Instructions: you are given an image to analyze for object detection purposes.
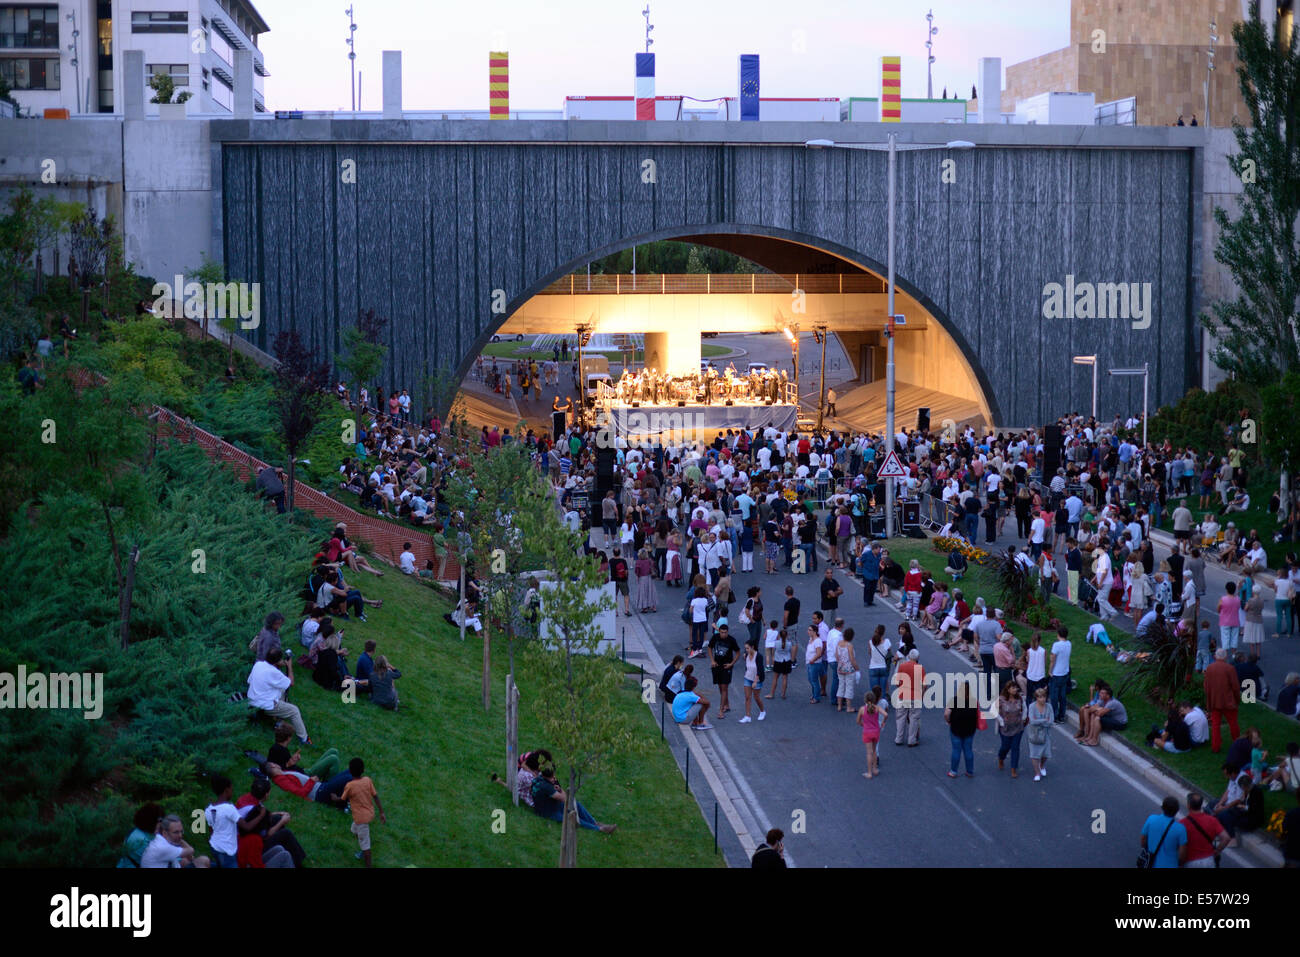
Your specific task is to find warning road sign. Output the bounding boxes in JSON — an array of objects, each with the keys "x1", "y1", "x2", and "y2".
[{"x1": 876, "y1": 450, "x2": 907, "y2": 478}]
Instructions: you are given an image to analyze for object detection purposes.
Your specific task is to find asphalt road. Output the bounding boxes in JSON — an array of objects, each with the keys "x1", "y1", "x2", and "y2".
[{"x1": 623, "y1": 545, "x2": 1183, "y2": 868}]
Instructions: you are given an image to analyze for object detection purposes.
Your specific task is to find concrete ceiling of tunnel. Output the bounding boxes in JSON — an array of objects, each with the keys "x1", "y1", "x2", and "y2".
[{"x1": 676, "y1": 234, "x2": 879, "y2": 284}]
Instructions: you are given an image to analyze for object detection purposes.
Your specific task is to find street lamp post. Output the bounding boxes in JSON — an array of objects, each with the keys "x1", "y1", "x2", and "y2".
[
  {"x1": 803, "y1": 135, "x2": 975, "y2": 540},
  {"x1": 815, "y1": 324, "x2": 828, "y2": 434},
  {"x1": 1072, "y1": 354, "x2": 1098, "y2": 420},
  {"x1": 925, "y1": 10, "x2": 938, "y2": 100},
  {"x1": 1108, "y1": 364, "x2": 1149, "y2": 448}
]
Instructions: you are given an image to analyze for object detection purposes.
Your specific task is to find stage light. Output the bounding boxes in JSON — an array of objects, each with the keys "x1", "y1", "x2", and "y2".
[{"x1": 782, "y1": 327, "x2": 795, "y2": 342}]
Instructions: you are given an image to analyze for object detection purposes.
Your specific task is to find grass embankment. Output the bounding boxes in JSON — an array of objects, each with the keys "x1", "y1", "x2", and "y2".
[
  {"x1": 1147, "y1": 478, "x2": 1290, "y2": 570},
  {"x1": 221, "y1": 564, "x2": 721, "y2": 867},
  {"x1": 885, "y1": 539, "x2": 1298, "y2": 821}
]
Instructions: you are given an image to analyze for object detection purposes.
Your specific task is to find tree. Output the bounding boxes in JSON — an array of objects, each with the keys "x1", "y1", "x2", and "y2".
[
  {"x1": 522, "y1": 517, "x2": 651, "y2": 867},
  {"x1": 66, "y1": 209, "x2": 114, "y2": 329},
  {"x1": 336, "y1": 307, "x2": 388, "y2": 415},
  {"x1": 185, "y1": 254, "x2": 236, "y2": 367},
  {"x1": 29, "y1": 195, "x2": 64, "y2": 298},
  {"x1": 1260, "y1": 370, "x2": 1300, "y2": 514},
  {"x1": 271, "y1": 329, "x2": 332, "y2": 514},
  {"x1": 148, "y1": 73, "x2": 192, "y2": 105},
  {"x1": 1200, "y1": 3, "x2": 1300, "y2": 386}
]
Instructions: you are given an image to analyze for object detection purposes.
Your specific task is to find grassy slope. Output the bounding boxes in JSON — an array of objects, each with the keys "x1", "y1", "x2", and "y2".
[
  {"x1": 1148, "y1": 478, "x2": 1290, "y2": 569},
  {"x1": 886, "y1": 538, "x2": 1297, "y2": 824},
  {"x1": 220, "y1": 568, "x2": 721, "y2": 868}
]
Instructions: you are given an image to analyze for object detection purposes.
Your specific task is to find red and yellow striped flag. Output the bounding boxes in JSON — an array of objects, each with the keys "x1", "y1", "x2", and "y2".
[
  {"x1": 880, "y1": 56, "x2": 901, "y2": 122},
  {"x1": 489, "y1": 51, "x2": 509, "y2": 119}
]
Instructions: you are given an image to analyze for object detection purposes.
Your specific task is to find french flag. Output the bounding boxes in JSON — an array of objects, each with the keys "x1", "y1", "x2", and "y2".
[{"x1": 636, "y1": 53, "x2": 655, "y2": 120}]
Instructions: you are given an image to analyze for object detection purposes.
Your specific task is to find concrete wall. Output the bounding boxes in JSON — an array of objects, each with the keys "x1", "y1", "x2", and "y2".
[
  {"x1": 122, "y1": 119, "x2": 214, "y2": 281},
  {"x1": 212, "y1": 120, "x2": 1200, "y2": 426}
]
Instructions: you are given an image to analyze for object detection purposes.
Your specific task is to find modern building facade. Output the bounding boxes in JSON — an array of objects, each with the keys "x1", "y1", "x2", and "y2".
[
  {"x1": 1, "y1": 0, "x2": 268, "y2": 116},
  {"x1": 1000, "y1": 0, "x2": 1294, "y2": 126}
]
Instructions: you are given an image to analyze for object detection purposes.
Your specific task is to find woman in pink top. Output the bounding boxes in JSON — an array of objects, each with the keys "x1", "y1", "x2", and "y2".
[
  {"x1": 858, "y1": 690, "x2": 888, "y2": 778},
  {"x1": 1216, "y1": 580, "x2": 1242, "y2": 653}
]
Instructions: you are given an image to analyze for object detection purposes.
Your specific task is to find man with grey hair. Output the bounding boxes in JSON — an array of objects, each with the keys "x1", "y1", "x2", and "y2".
[
  {"x1": 141, "y1": 813, "x2": 211, "y2": 868},
  {"x1": 1277, "y1": 672, "x2": 1300, "y2": 719},
  {"x1": 1203, "y1": 648, "x2": 1241, "y2": 753},
  {"x1": 893, "y1": 648, "x2": 924, "y2": 746}
]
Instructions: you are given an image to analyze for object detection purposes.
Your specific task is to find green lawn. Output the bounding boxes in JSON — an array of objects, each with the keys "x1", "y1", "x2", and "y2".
[
  {"x1": 1149, "y1": 477, "x2": 1289, "y2": 569},
  {"x1": 209, "y1": 569, "x2": 721, "y2": 868},
  {"x1": 479, "y1": 342, "x2": 730, "y2": 361},
  {"x1": 885, "y1": 538, "x2": 1298, "y2": 824}
]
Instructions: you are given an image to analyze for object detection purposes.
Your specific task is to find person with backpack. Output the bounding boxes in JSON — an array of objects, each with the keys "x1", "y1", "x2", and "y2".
[
  {"x1": 1138, "y1": 797, "x2": 1188, "y2": 868},
  {"x1": 739, "y1": 585, "x2": 764, "y2": 647}
]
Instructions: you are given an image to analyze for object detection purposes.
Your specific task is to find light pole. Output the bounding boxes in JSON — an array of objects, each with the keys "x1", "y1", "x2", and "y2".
[
  {"x1": 925, "y1": 10, "x2": 938, "y2": 99},
  {"x1": 814, "y1": 324, "x2": 828, "y2": 433},
  {"x1": 783, "y1": 324, "x2": 799, "y2": 400},
  {"x1": 66, "y1": 10, "x2": 81, "y2": 114},
  {"x1": 805, "y1": 136, "x2": 974, "y2": 538},
  {"x1": 1072, "y1": 355, "x2": 1098, "y2": 420},
  {"x1": 1205, "y1": 19, "x2": 1217, "y2": 127},
  {"x1": 346, "y1": 6, "x2": 358, "y2": 112},
  {"x1": 1108, "y1": 364, "x2": 1149, "y2": 448}
]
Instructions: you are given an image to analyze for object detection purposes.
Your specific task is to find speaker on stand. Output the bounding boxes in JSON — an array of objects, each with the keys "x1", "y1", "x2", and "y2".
[
  {"x1": 1042, "y1": 424, "x2": 1064, "y2": 478},
  {"x1": 916, "y1": 407, "x2": 931, "y2": 433}
]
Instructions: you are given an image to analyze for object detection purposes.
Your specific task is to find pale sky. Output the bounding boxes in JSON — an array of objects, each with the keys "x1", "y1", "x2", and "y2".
[{"x1": 253, "y1": 0, "x2": 1071, "y2": 112}]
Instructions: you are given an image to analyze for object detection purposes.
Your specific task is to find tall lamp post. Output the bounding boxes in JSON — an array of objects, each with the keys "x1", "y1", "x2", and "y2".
[
  {"x1": 782, "y1": 323, "x2": 799, "y2": 402},
  {"x1": 346, "y1": 6, "x2": 358, "y2": 112},
  {"x1": 1108, "y1": 364, "x2": 1149, "y2": 448},
  {"x1": 814, "y1": 323, "x2": 828, "y2": 433},
  {"x1": 66, "y1": 10, "x2": 81, "y2": 114},
  {"x1": 805, "y1": 136, "x2": 974, "y2": 538},
  {"x1": 925, "y1": 10, "x2": 938, "y2": 99},
  {"x1": 1072, "y1": 354, "x2": 1098, "y2": 421}
]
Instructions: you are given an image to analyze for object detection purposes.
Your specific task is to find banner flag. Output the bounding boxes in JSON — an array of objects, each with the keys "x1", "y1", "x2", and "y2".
[{"x1": 739, "y1": 54, "x2": 759, "y2": 121}]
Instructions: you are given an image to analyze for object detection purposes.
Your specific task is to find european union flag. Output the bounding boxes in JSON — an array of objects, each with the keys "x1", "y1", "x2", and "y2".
[{"x1": 739, "y1": 54, "x2": 759, "y2": 121}]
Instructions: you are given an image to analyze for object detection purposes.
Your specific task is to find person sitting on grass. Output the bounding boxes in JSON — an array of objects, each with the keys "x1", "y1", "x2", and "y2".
[
  {"x1": 354, "y1": 640, "x2": 377, "y2": 692},
  {"x1": 492, "y1": 748, "x2": 555, "y2": 808},
  {"x1": 310, "y1": 623, "x2": 351, "y2": 691},
  {"x1": 234, "y1": 777, "x2": 302, "y2": 868},
  {"x1": 1147, "y1": 704, "x2": 1194, "y2": 754},
  {"x1": 529, "y1": 765, "x2": 616, "y2": 834},
  {"x1": 1075, "y1": 685, "x2": 1128, "y2": 746},
  {"x1": 268, "y1": 723, "x2": 341, "y2": 779},
  {"x1": 325, "y1": 524, "x2": 385, "y2": 577},
  {"x1": 315, "y1": 565, "x2": 382, "y2": 622},
  {"x1": 117, "y1": 803, "x2": 164, "y2": 868},
  {"x1": 368, "y1": 655, "x2": 402, "y2": 710}
]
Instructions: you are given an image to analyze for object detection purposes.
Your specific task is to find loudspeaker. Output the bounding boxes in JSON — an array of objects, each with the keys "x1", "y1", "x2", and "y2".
[
  {"x1": 677, "y1": 400, "x2": 686, "y2": 407},
  {"x1": 916, "y1": 407, "x2": 931, "y2": 432},
  {"x1": 631, "y1": 402, "x2": 640, "y2": 408},
  {"x1": 1043, "y1": 424, "x2": 1064, "y2": 476}
]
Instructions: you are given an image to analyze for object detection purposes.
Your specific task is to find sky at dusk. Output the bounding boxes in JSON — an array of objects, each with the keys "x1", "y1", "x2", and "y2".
[{"x1": 252, "y1": 0, "x2": 1071, "y2": 112}]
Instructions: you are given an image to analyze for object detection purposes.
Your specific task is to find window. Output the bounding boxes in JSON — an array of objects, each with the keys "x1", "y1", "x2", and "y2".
[
  {"x1": 147, "y1": 62, "x2": 189, "y2": 86},
  {"x1": 0, "y1": 55, "x2": 59, "y2": 88},
  {"x1": 209, "y1": 28, "x2": 232, "y2": 68},
  {"x1": 210, "y1": 73, "x2": 232, "y2": 111},
  {"x1": 0, "y1": 5, "x2": 60, "y2": 49},
  {"x1": 130, "y1": 11, "x2": 187, "y2": 33}
]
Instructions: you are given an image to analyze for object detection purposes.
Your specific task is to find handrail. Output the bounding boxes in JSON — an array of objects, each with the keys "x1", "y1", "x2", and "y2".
[{"x1": 534, "y1": 273, "x2": 884, "y2": 295}]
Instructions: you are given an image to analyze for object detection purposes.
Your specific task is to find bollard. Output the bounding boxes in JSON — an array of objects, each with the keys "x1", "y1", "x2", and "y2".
[
  {"x1": 685, "y1": 747, "x2": 690, "y2": 792},
  {"x1": 660, "y1": 698, "x2": 665, "y2": 739},
  {"x1": 713, "y1": 802, "x2": 719, "y2": 855},
  {"x1": 621, "y1": 628, "x2": 626, "y2": 662}
]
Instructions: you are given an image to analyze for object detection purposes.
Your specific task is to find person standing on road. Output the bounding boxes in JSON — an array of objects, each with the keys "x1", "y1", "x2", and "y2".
[
  {"x1": 1217, "y1": 581, "x2": 1242, "y2": 654},
  {"x1": 707, "y1": 623, "x2": 741, "y2": 719},
  {"x1": 819, "y1": 567, "x2": 842, "y2": 615},
  {"x1": 1048, "y1": 627, "x2": 1072, "y2": 723},
  {"x1": 1139, "y1": 797, "x2": 1188, "y2": 868},
  {"x1": 867, "y1": 624, "x2": 892, "y2": 696},
  {"x1": 858, "y1": 542, "x2": 881, "y2": 607},
  {"x1": 835, "y1": 628, "x2": 859, "y2": 713},
  {"x1": 824, "y1": 615, "x2": 844, "y2": 703},
  {"x1": 945, "y1": 685, "x2": 980, "y2": 778},
  {"x1": 738, "y1": 638, "x2": 767, "y2": 724},
  {"x1": 1024, "y1": 632, "x2": 1047, "y2": 702},
  {"x1": 975, "y1": 613, "x2": 1001, "y2": 678},
  {"x1": 751, "y1": 828, "x2": 787, "y2": 868},
  {"x1": 893, "y1": 649, "x2": 923, "y2": 747},
  {"x1": 1182, "y1": 792, "x2": 1230, "y2": 868},
  {"x1": 859, "y1": 689, "x2": 886, "y2": 778},
  {"x1": 1027, "y1": 686, "x2": 1054, "y2": 781},
  {"x1": 996, "y1": 681, "x2": 1027, "y2": 778},
  {"x1": 806, "y1": 623, "x2": 827, "y2": 704},
  {"x1": 766, "y1": 627, "x2": 796, "y2": 700}
]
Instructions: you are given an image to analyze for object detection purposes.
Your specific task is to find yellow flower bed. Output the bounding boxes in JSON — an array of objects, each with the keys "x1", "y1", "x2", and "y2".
[{"x1": 933, "y1": 536, "x2": 989, "y2": 565}]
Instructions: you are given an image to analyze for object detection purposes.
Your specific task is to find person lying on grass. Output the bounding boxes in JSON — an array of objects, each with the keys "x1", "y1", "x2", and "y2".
[{"x1": 262, "y1": 762, "x2": 352, "y2": 809}]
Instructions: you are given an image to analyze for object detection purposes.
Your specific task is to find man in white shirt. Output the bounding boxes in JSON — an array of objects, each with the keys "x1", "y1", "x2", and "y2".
[
  {"x1": 1243, "y1": 541, "x2": 1267, "y2": 574},
  {"x1": 1048, "y1": 628, "x2": 1072, "y2": 722},
  {"x1": 1093, "y1": 549, "x2": 1116, "y2": 619},
  {"x1": 1183, "y1": 703, "x2": 1210, "y2": 746},
  {"x1": 141, "y1": 813, "x2": 209, "y2": 868},
  {"x1": 1275, "y1": 573, "x2": 1296, "y2": 638},
  {"x1": 825, "y1": 617, "x2": 844, "y2": 701},
  {"x1": 247, "y1": 650, "x2": 310, "y2": 744},
  {"x1": 1029, "y1": 512, "x2": 1047, "y2": 560}
]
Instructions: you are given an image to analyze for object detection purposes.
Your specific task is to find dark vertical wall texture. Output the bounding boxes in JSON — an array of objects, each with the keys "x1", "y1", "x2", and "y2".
[{"x1": 221, "y1": 142, "x2": 1192, "y2": 427}]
